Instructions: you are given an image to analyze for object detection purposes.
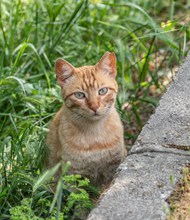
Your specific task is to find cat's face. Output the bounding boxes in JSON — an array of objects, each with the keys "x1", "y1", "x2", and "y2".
[{"x1": 55, "y1": 52, "x2": 118, "y2": 121}]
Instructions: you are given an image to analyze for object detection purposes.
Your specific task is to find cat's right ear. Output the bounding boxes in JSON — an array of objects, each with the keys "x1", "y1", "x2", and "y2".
[{"x1": 55, "y1": 59, "x2": 75, "y2": 86}]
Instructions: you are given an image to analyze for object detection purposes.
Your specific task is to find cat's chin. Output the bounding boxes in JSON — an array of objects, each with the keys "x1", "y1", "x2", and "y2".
[
  {"x1": 87, "y1": 108, "x2": 112, "y2": 121},
  {"x1": 73, "y1": 107, "x2": 112, "y2": 121},
  {"x1": 80, "y1": 112, "x2": 107, "y2": 121},
  {"x1": 90, "y1": 114, "x2": 105, "y2": 121}
]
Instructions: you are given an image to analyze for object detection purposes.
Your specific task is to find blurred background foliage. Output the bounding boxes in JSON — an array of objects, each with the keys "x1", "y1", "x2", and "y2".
[{"x1": 0, "y1": 0, "x2": 190, "y2": 219}]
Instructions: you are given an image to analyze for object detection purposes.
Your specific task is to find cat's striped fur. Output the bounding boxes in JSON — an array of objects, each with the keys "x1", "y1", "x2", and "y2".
[{"x1": 47, "y1": 52, "x2": 127, "y2": 186}]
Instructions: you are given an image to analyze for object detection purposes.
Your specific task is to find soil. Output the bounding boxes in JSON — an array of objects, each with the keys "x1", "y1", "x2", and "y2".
[{"x1": 167, "y1": 165, "x2": 190, "y2": 220}]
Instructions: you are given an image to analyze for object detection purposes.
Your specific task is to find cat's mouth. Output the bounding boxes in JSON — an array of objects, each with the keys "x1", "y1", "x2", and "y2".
[
  {"x1": 90, "y1": 112, "x2": 103, "y2": 119},
  {"x1": 90, "y1": 107, "x2": 111, "y2": 119},
  {"x1": 93, "y1": 113, "x2": 100, "y2": 117}
]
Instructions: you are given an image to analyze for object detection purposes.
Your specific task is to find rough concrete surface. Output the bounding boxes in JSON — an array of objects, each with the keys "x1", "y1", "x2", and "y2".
[
  {"x1": 136, "y1": 54, "x2": 190, "y2": 148},
  {"x1": 87, "y1": 53, "x2": 190, "y2": 220}
]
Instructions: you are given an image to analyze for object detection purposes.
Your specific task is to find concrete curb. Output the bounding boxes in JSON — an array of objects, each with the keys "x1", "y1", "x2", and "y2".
[{"x1": 87, "y1": 53, "x2": 190, "y2": 220}]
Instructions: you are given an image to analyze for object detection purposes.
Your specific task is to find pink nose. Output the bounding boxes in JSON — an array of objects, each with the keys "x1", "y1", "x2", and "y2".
[{"x1": 89, "y1": 103, "x2": 99, "y2": 113}]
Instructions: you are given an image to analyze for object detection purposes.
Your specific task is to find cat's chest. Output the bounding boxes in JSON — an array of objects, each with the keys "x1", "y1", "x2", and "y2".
[
  {"x1": 57, "y1": 115, "x2": 124, "y2": 174},
  {"x1": 57, "y1": 110, "x2": 123, "y2": 154},
  {"x1": 62, "y1": 126, "x2": 111, "y2": 149},
  {"x1": 58, "y1": 120, "x2": 121, "y2": 151},
  {"x1": 60, "y1": 132, "x2": 122, "y2": 168}
]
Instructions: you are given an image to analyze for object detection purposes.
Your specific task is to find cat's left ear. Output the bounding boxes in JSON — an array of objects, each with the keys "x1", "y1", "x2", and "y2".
[{"x1": 96, "y1": 51, "x2": 117, "y2": 78}]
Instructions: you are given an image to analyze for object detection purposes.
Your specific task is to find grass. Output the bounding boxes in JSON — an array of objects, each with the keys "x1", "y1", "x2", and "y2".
[{"x1": 0, "y1": 0, "x2": 190, "y2": 219}]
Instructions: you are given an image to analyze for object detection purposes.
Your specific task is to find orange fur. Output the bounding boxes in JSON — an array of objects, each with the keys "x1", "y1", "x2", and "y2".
[{"x1": 46, "y1": 52, "x2": 127, "y2": 186}]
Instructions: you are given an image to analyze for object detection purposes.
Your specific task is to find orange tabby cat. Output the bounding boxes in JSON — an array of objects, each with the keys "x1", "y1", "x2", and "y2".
[{"x1": 46, "y1": 51, "x2": 127, "y2": 186}]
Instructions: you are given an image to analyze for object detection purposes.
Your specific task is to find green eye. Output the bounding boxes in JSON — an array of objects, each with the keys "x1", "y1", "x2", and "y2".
[
  {"x1": 99, "y1": 87, "x2": 108, "y2": 95},
  {"x1": 74, "y1": 92, "x2": 85, "y2": 99}
]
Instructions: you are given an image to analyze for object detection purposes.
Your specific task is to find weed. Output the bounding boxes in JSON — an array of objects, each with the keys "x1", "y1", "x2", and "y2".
[{"x1": 0, "y1": 0, "x2": 190, "y2": 219}]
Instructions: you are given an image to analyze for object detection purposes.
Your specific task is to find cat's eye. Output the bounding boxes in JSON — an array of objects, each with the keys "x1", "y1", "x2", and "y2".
[
  {"x1": 74, "y1": 92, "x2": 85, "y2": 99},
  {"x1": 98, "y1": 87, "x2": 108, "y2": 95}
]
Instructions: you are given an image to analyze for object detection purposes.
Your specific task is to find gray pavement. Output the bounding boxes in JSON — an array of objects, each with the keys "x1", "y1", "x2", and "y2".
[{"x1": 87, "y1": 53, "x2": 190, "y2": 220}]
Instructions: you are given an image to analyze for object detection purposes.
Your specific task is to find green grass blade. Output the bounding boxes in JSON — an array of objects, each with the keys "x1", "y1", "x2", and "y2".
[
  {"x1": 6, "y1": 76, "x2": 26, "y2": 95},
  {"x1": 33, "y1": 163, "x2": 61, "y2": 192},
  {"x1": 103, "y1": 2, "x2": 156, "y2": 29}
]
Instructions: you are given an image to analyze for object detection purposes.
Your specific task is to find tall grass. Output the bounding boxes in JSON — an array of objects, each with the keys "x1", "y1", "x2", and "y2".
[{"x1": 0, "y1": 0, "x2": 190, "y2": 219}]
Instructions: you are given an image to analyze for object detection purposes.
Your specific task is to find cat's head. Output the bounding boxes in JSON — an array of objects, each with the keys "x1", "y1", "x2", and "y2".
[{"x1": 55, "y1": 51, "x2": 118, "y2": 121}]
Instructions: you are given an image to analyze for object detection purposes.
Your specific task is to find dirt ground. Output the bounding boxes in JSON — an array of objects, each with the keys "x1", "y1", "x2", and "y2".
[{"x1": 167, "y1": 166, "x2": 190, "y2": 220}]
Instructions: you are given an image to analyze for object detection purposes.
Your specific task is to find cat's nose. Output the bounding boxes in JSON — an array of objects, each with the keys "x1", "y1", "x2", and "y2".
[{"x1": 89, "y1": 103, "x2": 99, "y2": 113}]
